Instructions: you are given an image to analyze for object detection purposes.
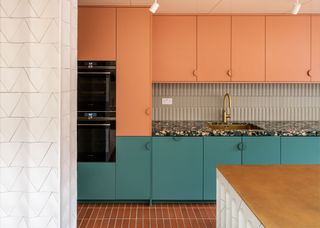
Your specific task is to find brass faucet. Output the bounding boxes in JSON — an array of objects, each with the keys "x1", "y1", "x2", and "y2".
[{"x1": 223, "y1": 93, "x2": 231, "y2": 123}]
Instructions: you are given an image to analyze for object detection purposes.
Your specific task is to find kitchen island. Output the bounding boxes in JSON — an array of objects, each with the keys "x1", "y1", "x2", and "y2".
[{"x1": 216, "y1": 165, "x2": 320, "y2": 228}]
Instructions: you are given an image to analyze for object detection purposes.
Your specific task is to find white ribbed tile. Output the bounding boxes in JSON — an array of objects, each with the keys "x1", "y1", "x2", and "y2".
[{"x1": 153, "y1": 83, "x2": 320, "y2": 121}]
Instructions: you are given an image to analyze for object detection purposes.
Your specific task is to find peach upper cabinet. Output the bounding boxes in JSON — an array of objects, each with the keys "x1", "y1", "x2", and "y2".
[
  {"x1": 152, "y1": 16, "x2": 197, "y2": 82},
  {"x1": 197, "y1": 16, "x2": 231, "y2": 82},
  {"x1": 78, "y1": 7, "x2": 116, "y2": 60},
  {"x1": 231, "y1": 16, "x2": 265, "y2": 82},
  {"x1": 311, "y1": 16, "x2": 320, "y2": 82},
  {"x1": 116, "y1": 8, "x2": 152, "y2": 136},
  {"x1": 266, "y1": 16, "x2": 311, "y2": 82}
]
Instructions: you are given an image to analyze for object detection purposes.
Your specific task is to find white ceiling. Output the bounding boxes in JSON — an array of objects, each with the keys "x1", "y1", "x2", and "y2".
[{"x1": 78, "y1": 0, "x2": 320, "y2": 14}]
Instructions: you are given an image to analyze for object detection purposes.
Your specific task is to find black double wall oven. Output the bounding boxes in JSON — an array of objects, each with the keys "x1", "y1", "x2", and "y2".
[{"x1": 77, "y1": 61, "x2": 116, "y2": 162}]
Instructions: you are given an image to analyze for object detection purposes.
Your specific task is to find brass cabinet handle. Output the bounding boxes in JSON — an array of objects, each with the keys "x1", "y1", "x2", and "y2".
[
  {"x1": 227, "y1": 69, "x2": 232, "y2": 77},
  {"x1": 237, "y1": 142, "x2": 244, "y2": 151},
  {"x1": 145, "y1": 107, "x2": 151, "y2": 116},
  {"x1": 173, "y1": 137, "x2": 182, "y2": 142},
  {"x1": 192, "y1": 70, "x2": 198, "y2": 79},
  {"x1": 145, "y1": 142, "x2": 152, "y2": 151},
  {"x1": 307, "y1": 70, "x2": 312, "y2": 77}
]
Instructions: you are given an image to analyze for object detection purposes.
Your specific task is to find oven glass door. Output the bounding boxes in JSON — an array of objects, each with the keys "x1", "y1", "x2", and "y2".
[
  {"x1": 77, "y1": 123, "x2": 115, "y2": 162},
  {"x1": 78, "y1": 72, "x2": 116, "y2": 111}
]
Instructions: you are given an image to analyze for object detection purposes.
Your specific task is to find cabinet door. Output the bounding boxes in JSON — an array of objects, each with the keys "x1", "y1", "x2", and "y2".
[
  {"x1": 197, "y1": 16, "x2": 231, "y2": 82},
  {"x1": 266, "y1": 16, "x2": 311, "y2": 82},
  {"x1": 152, "y1": 137, "x2": 203, "y2": 200},
  {"x1": 152, "y1": 16, "x2": 197, "y2": 82},
  {"x1": 204, "y1": 137, "x2": 242, "y2": 200},
  {"x1": 232, "y1": 16, "x2": 265, "y2": 82},
  {"x1": 242, "y1": 137, "x2": 280, "y2": 164},
  {"x1": 78, "y1": 7, "x2": 116, "y2": 60},
  {"x1": 117, "y1": 8, "x2": 151, "y2": 136},
  {"x1": 281, "y1": 137, "x2": 320, "y2": 164},
  {"x1": 116, "y1": 137, "x2": 151, "y2": 200},
  {"x1": 312, "y1": 16, "x2": 320, "y2": 82},
  {"x1": 78, "y1": 163, "x2": 115, "y2": 200}
]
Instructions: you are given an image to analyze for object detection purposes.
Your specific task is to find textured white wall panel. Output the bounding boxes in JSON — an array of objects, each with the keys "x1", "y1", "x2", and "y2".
[
  {"x1": 0, "y1": 0, "x2": 77, "y2": 227},
  {"x1": 153, "y1": 83, "x2": 320, "y2": 121}
]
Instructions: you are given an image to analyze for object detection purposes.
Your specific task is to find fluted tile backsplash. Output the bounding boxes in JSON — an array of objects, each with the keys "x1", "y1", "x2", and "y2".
[{"x1": 152, "y1": 83, "x2": 320, "y2": 121}]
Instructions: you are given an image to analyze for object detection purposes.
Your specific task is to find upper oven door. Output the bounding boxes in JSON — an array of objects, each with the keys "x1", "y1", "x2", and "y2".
[{"x1": 78, "y1": 62, "x2": 116, "y2": 112}]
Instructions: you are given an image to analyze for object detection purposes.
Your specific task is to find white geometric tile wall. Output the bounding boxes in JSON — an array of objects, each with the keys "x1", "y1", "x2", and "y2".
[
  {"x1": 153, "y1": 83, "x2": 320, "y2": 121},
  {"x1": 0, "y1": 0, "x2": 77, "y2": 227}
]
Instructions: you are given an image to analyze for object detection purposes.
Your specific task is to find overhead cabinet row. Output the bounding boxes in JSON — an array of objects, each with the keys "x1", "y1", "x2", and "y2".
[
  {"x1": 153, "y1": 15, "x2": 320, "y2": 82},
  {"x1": 78, "y1": 10, "x2": 320, "y2": 83}
]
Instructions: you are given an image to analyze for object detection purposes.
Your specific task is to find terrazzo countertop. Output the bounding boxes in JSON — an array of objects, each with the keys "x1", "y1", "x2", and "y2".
[{"x1": 152, "y1": 121, "x2": 320, "y2": 136}]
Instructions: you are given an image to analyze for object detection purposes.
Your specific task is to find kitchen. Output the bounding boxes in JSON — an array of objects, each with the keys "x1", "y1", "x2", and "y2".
[{"x1": 0, "y1": 0, "x2": 319, "y2": 228}]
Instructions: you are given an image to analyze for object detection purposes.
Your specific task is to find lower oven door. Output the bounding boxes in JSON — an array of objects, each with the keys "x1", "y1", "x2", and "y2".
[{"x1": 77, "y1": 122, "x2": 115, "y2": 162}]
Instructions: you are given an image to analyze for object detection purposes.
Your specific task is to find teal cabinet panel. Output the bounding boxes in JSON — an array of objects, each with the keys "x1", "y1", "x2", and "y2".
[
  {"x1": 204, "y1": 137, "x2": 242, "y2": 200},
  {"x1": 78, "y1": 162, "x2": 115, "y2": 200},
  {"x1": 281, "y1": 137, "x2": 320, "y2": 164},
  {"x1": 242, "y1": 137, "x2": 281, "y2": 165},
  {"x1": 152, "y1": 137, "x2": 203, "y2": 200},
  {"x1": 116, "y1": 137, "x2": 151, "y2": 200}
]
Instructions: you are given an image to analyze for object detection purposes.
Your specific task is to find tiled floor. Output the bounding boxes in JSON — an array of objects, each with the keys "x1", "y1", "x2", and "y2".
[{"x1": 77, "y1": 203, "x2": 216, "y2": 228}]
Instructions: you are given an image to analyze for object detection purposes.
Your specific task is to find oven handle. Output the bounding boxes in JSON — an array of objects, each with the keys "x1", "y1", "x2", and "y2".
[
  {"x1": 78, "y1": 72, "x2": 111, "y2": 75},
  {"x1": 77, "y1": 123, "x2": 111, "y2": 126}
]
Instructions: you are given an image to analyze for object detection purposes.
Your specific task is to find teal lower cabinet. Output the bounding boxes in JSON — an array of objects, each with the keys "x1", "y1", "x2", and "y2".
[
  {"x1": 242, "y1": 137, "x2": 281, "y2": 164},
  {"x1": 77, "y1": 136, "x2": 319, "y2": 202},
  {"x1": 204, "y1": 137, "x2": 242, "y2": 201},
  {"x1": 152, "y1": 137, "x2": 203, "y2": 200},
  {"x1": 281, "y1": 137, "x2": 320, "y2": 164},
  {"x1": 116, "y1": 137, "x2": 151, "y2": 200},
  {"x1": 78, "y1": 162, "x2": 115, "y2": 200}
]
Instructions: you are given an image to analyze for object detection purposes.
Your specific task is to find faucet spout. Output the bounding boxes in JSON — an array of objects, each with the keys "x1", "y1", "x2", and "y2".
[{"x1": 223, "y1": 93, "x2": 232, "y2": 123}]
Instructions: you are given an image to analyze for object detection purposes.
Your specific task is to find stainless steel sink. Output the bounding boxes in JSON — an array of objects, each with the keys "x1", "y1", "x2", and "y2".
[{"x1": 207, "y1": 122, "x2": 263, "y2": 131}]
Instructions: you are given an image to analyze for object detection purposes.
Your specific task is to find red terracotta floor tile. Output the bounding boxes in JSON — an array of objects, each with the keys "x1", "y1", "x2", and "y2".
[
  {"x1": 100, "y1": 219, "x2": 109, "y2": 228},
  {"x1": 129, "y1": 219, "x2": 136, "y2": 228},
  {"x1": 174, "y1": 207, "x2": 183, "y2": 218},
  {"x1": 114, "y1": 219, "x2": 123, "y2": 228},
  {"x1": 94, "y1": 219, "x2": 103, "y2": 228},
  {"x1": 104, "y1": 208, "x2": 112, "y2": 219},
  {"x1": 78, "y1": 207, "x2": 87, "y2": 219},
  {"x1": 79, "y1": 219, "x2": 89, "y2": 228},
  {"x1": 143, "y1": 208, "x2": 150, "y2": 219},
  {"x1": 84, "y1": 208, "x2": 93, "y2": 219},
  {"x1": 108, "y1": 218, "x2": 116, "y2": 228},
  {"x1": 77, "y1": 203, "x2": 216, "y2": 228},
  {"x1": 183, "y1": 218, "x2": 193, "y2": 228},
  {"x1": 157, "y1": 218, "x2": 165, "y2": 228},
  {"x1": 122, "y1": 219, "x2": 130, "y2": 228},
  {"x1": 150, "y1": 219, "x2": 157, "y2": 228},
  {"x1": 86, "y1": 219, "x2": 96, "y2": 228},
  {"x1": 111, "y1": 207, "x2": 119, "y2": 219},
  {"x1": 144, "y1": 219, "x2": 150, "y2": 228},
  {"x1": 137, "y1": 219, "x2": 143, "y2": 228}
]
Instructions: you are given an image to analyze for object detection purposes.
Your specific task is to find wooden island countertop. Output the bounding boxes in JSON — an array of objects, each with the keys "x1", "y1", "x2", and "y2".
[{"x1": 217, "y1": 165, "x2": 320, "y2": 228}]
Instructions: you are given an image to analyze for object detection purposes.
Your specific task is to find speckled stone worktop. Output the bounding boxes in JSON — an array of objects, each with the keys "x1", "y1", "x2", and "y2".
[{"x1": 152, "y1": 121, "x2": 320, "y2": 137}]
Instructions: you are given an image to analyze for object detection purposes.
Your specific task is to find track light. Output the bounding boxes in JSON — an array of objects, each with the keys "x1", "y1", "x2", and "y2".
[
  {"x1": 291, "y1": 0, "x2": 301, "y2": 15},
  {"x1": 150, "y1": 0, "x2": 159, "y2": 14}
]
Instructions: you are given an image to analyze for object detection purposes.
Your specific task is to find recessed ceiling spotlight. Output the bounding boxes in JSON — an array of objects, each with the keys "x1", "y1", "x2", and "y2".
[
  {"x1": 291, "y1": 0, "x2": 301, "y2": 15},
  {"x1": 150, "y1": 0, "x2": 159, "y2": 14}
]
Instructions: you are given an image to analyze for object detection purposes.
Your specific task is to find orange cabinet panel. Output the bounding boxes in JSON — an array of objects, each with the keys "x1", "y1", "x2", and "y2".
[
  {"x1": 197, "y1": 16, "x2": 231, "y2": 82},
  {"x1": 152, "y1": 16, "x2": 197, "y2": 82},
  {"x1": 78, "y1": 7, "x2": 116, "y2": 60},
  {"x1": 116, "y1": 8, "x2": 151, "y2": 136},
  {"x1": 232, "y1": 16, "x2": 265, "y2": 82},
  {"x1": 311, "y1": 16, "x2": 320, "y2": 82},
  {"x1": 266, "y1": 16, "x2": 311, "y2": 82}
]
